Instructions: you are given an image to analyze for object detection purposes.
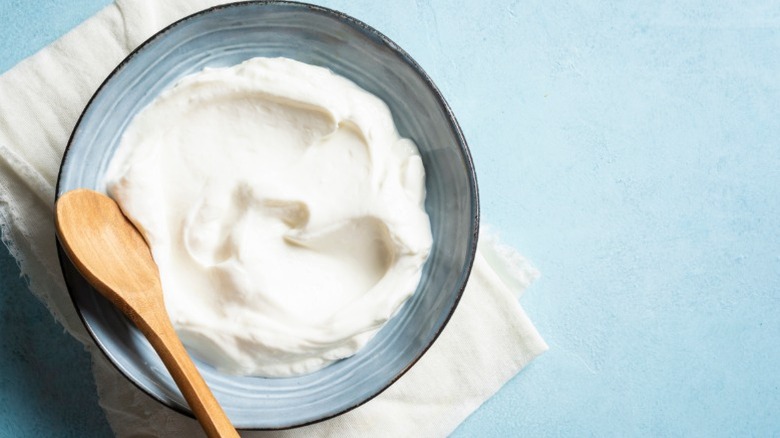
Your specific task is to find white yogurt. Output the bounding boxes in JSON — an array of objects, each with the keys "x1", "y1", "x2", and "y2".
[{"x1": 104, "y1": 57, "x2": 432, "y2": 377}]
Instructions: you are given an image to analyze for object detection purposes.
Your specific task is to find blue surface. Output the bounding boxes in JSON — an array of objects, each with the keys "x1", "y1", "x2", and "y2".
[{"x1": 1, "y1": 0, "x2": 779, "y2": 436}]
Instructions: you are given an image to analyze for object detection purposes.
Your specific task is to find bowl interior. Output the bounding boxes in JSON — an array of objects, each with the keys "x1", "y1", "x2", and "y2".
[{"x1": 57, "y1": 1, "x2": 477, "y2": 429}]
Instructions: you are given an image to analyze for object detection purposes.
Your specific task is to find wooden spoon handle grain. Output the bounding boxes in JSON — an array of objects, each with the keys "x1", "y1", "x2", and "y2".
[{"x1": 135, "y1": 309, "x2": 239, "y2": 438}]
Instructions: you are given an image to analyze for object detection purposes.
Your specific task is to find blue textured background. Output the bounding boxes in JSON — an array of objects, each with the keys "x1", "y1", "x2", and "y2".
[{"x1": 1, "y1": 1, "x2": 779, "y2": 436}]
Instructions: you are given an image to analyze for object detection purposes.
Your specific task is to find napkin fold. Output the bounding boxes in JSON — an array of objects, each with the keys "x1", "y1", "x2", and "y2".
[{"x1": 0, "y1": 1, "x2": 547, "y2": 436}]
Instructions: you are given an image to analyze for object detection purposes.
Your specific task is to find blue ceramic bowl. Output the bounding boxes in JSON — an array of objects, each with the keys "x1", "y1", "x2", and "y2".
[{"x1": 57, "y1": 1, "x2": 478, "y2": 429}]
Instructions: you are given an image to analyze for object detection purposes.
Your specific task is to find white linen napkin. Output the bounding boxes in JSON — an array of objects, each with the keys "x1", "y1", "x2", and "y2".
[{"x1": 0, "y1": 1, "x2": 547, "y2": 436}]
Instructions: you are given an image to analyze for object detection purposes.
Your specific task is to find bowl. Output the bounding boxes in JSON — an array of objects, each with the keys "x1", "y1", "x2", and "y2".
[{"x1": 56, "y1": 1, "x2": 478, "y2": 429}]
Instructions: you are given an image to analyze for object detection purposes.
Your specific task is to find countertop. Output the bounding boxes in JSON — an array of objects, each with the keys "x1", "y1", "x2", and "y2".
[{"x1": 1, "y1": 0, "x2": 778, "y2": 436}]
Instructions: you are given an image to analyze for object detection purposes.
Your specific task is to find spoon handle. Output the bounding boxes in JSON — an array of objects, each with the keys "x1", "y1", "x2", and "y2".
[{"x1": 136, "y1": 308, "x2": 240, "y2": 438}]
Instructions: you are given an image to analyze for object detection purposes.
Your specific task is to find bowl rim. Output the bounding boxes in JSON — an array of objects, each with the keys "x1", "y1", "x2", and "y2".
[{"x1": 55, "y1": 0, "x2": 480, "y2": 430}]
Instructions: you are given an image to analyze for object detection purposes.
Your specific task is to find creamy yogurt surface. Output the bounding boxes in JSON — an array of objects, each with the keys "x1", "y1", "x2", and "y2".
[{"x1": 104, "y1": 57, "x2": 432, "y2": 377}]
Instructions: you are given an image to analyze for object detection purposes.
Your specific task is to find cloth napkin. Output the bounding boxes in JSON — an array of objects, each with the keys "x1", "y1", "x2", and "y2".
[{"x1": 0, "y1": 0, "x2": 547, "y2": 436}]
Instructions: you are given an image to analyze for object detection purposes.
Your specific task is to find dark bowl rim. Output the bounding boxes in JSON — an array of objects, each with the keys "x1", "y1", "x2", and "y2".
[{"x1": 55, "y1": 0, "x2": 480, "y2": 430}]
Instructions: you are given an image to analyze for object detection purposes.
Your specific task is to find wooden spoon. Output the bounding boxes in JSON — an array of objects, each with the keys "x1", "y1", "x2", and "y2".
[{"x1": 55, "y1": 189, "x2": 239, "y2": 438}]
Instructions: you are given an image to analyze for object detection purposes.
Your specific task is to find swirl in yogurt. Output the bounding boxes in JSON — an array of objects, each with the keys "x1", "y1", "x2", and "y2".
[{"x1": 104, "y1": 57, "x2": 432, "y2": 376}]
